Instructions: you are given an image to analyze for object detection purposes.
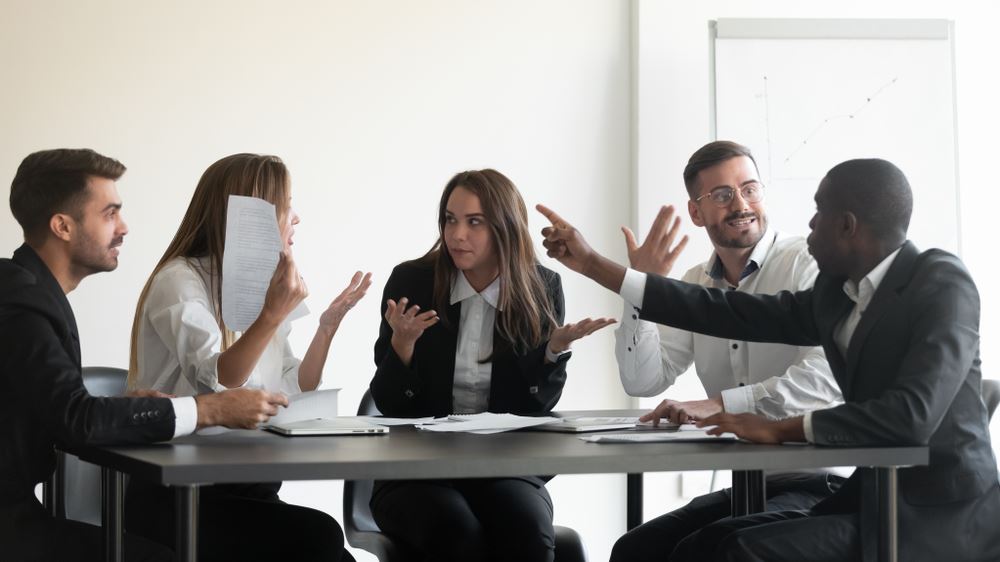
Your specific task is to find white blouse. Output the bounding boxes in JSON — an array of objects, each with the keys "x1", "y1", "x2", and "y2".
[
  {"x1": 134, "y1": 256, "x2": 302, "y2": 397},
  {"x1": 450, "y1": 272, "x2": 500, "y2": 414}
]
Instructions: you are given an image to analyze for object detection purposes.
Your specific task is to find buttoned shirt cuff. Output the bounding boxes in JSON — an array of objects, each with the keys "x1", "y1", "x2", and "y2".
[
  {"x1": 802, "y1": 411, "x2": 815, "y2": 443},
  {"x1": 170, "y1": 396, "x2": 198, "y2": 438},
  {"x1": 720, "y1": 385, "x2": 754, "y2": 415},
  {"x1": 619, "y1": 268, "x2": 647, "y2": 309},
  {"x1": 545, "y1": 344, "x2": 571, "y2": 364}
]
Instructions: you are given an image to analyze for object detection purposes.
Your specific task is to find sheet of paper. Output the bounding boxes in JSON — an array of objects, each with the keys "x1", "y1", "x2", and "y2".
[
  {"x1": 416, "y1": 412, "x2": 559, "y2": 434},
  {"x1": 221, "y1": 195, "x2": 307, "y2": 332},
  {"x1": 267, "y1": 388, "x2": 340, "y2": 426},
  {"x1": 579, "y1": 429, "x2": 738, "y2": 443}
]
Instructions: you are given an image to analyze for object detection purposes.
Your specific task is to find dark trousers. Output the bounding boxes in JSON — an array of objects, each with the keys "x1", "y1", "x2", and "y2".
[
  {"x1": 610, "y1": 472, "x2": 843, "y2": 562},
  {"x1": 125, "y1": 479, "x2": 355, "y2": 562},
  {"x1": 1, "y1": 495, "x2": 172, "y2": 562},
  {"x1": 371, "y1": 477, "x2": 555, "y2": 562}
]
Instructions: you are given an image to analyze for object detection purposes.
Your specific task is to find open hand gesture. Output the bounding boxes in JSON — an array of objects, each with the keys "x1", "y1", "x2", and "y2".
[
  {"x1": 622, "y1": 205, "x2": 689, "y2": 277},
  {"x1": 319, "y1": 271, "x2": 373, "y2": 331},
  {"x1": 386, "y1": 297, "x2": 439, "y2": 366},
  {"x1": 549, "y1": 317, "x2": 617, "y2": 355}
]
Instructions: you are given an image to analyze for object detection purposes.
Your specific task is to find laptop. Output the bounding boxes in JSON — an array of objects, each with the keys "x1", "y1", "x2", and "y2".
[{"x1": 263, "y1": 417, "x2": 389, "y2": 436}]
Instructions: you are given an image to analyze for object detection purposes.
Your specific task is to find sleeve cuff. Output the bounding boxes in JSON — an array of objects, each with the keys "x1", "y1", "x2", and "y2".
[
  {"x1": 619, "y1": 268, "x2": 647, "y2": 309},
  {"x1": 170, "y1": 396, "x2": 198, "y2": 438},
  {"x1": 802, "y1": 411, "x2": 815, "y2": 443},
  {"x1": 721, "y1": 385, "x2": 754, "y2": 414},
  {"x1": 545, "y1": 344, "x2": 572, "y2": 364}
]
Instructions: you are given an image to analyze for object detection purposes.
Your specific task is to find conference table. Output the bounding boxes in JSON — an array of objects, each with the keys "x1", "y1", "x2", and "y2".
[{"x1": 69, "y1": 410, "x2": 926, "y2": 562}]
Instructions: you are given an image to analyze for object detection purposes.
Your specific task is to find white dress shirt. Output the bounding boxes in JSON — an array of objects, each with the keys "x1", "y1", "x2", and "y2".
[
  {"x1": 615, "y1": 230, "x2": 842, "y2": 420},
  {"x1": 450, "y1": 272, "x2": 499, "y2": 414},
  {"x1": 135, "y1": 257, "x2": 304, "y2": 436},
  {"x1": 802, "y1": 247, "x2": 903, "y2": 442}
]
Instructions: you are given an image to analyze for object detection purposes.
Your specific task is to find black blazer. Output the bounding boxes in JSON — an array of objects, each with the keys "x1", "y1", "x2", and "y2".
[
  {"x1": 370, "y1": 258, "x2": 569, "y2": 418},
  {"x1": 0, "y1": 245, "x2": 176, "y2": 507},
  {"x1": 639, "y1": 241, "x2": 1000, "y2": 561}
]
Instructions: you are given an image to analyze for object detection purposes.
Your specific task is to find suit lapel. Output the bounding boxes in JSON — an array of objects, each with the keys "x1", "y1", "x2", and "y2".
[{"x1": 845, "y1": 242, "x2": 919, "y2": 380}]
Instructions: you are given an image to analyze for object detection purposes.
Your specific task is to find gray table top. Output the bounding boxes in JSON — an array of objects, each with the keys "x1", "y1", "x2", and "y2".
[{"x1": 69, "y1": 410, "x2": 928, "y2": 486}]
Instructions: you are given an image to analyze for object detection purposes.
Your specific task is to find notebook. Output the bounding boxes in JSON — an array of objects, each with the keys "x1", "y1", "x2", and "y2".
[{"x1": 263, "y1": 417, "x2": 389, "y2": 436}]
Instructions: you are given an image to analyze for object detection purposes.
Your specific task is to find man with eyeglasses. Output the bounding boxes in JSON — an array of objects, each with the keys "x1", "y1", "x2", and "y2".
[{"x1": 609, "y1": 140, "x2": 843, "y2": 562}]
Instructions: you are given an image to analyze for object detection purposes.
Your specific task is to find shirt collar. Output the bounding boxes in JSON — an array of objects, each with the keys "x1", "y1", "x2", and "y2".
[
  {"x1": 450, "y1": 272, "x2": 501, "y2": 309},
  {"x1": 842, "y1": 246, "x2": 903, "y2": 306},
  {"x1": 705, "y1": 229, "x2": 776, "y2": 282}
]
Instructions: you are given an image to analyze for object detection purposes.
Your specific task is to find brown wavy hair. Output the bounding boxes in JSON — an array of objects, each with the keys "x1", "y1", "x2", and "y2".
[
  {"x1": 127, "y1": 154, "x2": 291, "y2": 388},
  {"x1": 424, "y1": 169, "x2": 556, "y2": 356}
]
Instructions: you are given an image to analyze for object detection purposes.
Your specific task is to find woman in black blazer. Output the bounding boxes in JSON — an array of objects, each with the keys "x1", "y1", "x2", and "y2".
[{"x1": 369, "y1": 169, "x2": 613, "y2": 562}]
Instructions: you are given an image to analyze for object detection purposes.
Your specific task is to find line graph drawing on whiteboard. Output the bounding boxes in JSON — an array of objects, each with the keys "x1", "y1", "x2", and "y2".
[
  {"x1": 778, "y1": 76, "x2": 898, "y2": 166},
  {"x1": 714, "y1": 33, "x2": 959, "y2": 253}
]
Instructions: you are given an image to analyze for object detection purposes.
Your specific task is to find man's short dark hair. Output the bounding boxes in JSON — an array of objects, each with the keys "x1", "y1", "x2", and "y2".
[
  {"x1": 683, "y1": 140, "x2": 759, "y2": 198},
  {"x1": 9, "y1": 148, "x2": 126, "y2": 241},
  {"x1": 823, "y1": 158, "x2": 913, "y2": 243}
]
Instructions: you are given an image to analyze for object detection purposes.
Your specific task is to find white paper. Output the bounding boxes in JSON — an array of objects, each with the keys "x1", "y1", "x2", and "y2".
[
  {"x1": 416, "y1": 412, "x2": 559, "y2": 434},
  {"x1": 266, "y1": 388, "x2": 340, "y2": 426},
  {"x1": 221, "y1": 195, "x2": 308, "y2": 332},
  {"x1": 579, "y1": 429, "x2": 738, "y2": 443}
]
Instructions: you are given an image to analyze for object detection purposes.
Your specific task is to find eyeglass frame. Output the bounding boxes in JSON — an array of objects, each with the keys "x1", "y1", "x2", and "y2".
[{"x1": 693, "y1": 181, "x2": 766, "y2": 207}]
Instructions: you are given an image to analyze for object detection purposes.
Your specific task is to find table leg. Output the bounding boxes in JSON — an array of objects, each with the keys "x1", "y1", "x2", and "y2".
[
  {"x1": 175, "y1": 485, "x2": 200, "y2": 562},
  {"x1": 626, "y1": 473, "x2": 643, "y2": 530},
  {"x1": 877, "y1": 467, "x2": 898, "y2": 562},
  {"x1": 101, "y1": 468, "x2": 124, "y2": 562},
  {"x1": 731, "y1": 470, "x2": 766, "y2": 516}
]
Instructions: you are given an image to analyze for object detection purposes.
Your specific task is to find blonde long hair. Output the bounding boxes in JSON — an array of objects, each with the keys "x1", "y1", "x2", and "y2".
[
  {"x1": 127, "y1": 154, "x2": 291, "y2": 388},
  {"x1": 426, "y1": 169, "x2": 557, "y2": 356}
]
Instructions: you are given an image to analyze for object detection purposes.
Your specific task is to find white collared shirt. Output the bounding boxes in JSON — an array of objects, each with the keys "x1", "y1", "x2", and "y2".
[
  {"x1": 450, "y1": 272, "x2": 500, "y2": 414},
  {"x1": 803, "y1": 247, "x2": 903, "y2": 441},
  {"x1": 135, "y1": 257, "x2": 303, "y2": 401},
  {"x1": 615, "y1": 230, "x2": 842, "y2": 420}
]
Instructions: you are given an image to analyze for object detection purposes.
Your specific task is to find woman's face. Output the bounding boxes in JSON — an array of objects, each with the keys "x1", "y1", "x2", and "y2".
[
  {"x1": 279, "y1": 198, "x2": 300, "y2": 250},
  {"x1": 443, "y1": 186, "x2": 497, "y2": 278}
]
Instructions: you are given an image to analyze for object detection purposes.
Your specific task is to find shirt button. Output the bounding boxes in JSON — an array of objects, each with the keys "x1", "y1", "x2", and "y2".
[
  {"x1": 632, "y1": 314, "x2": 638, "y2": 320},
  {"x1": 732, "y1": 343, "x2": 738, "y2": 350},
  {"x1": 627, "y1": 347, "x2": 632, "y2": 352}
]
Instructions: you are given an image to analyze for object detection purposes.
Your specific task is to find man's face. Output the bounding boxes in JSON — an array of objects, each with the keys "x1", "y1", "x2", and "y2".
[
  {"x1": 68, "y1": 177, "x2": 128, "y2": 275},
  {"x1": 806, "y1": 178, "x2": 847, "y2": 276},
  {"x1": 687, "y1": 156, "x2": 768, "y2": 250}
]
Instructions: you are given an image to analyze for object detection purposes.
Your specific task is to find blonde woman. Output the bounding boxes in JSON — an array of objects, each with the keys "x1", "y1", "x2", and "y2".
[
  {"x1": 369, "y1": 169, "x2": 614, "y2": 562},
  {"x1": 125, "y1": 153, "x2": 366, "y2": 562}
]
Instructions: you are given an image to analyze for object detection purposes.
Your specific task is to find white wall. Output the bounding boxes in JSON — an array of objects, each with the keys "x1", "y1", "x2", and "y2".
[
  {"x1": 5, "y1": 1, "x2": 998, "y2": 559},
  {"x1": 635, "y1": 0, "x2": 1000, "y2": 518},
  {"x1": 1, "y1": 1, "x2": 632, "y2": 560}
]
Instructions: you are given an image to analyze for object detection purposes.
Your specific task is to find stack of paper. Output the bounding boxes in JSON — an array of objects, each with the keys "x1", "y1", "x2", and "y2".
[{"x1": 416, "y1": 413, "x2": 559, "y2": 434}]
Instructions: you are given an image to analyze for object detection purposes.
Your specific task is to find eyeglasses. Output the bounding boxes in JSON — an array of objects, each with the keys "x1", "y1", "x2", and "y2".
[{"x1": 695, "y1": 182, "x2": 765, "y2": 207}]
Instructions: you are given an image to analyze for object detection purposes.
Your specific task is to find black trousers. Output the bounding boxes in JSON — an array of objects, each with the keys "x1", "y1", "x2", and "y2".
[
  {"x1": 1, "y1": 495, "x2": 172, "y2": 562},
  {"x1": 125, "y1": 479, "x2": 355, "y2": 562},
  {"x1": 610, "y1": 472, "x2": 844, "y2": 562},
  {"x1": 370, "y1": 477, "x2": 555, "y2": 562}
]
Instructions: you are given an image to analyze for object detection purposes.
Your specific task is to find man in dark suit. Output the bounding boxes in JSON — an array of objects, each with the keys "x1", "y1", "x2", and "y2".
[
  {"x1": 1, "y1": 148, "x2": 289, "y2": 561},
  {"x1": 537, "y1": 158, "x2": 1000, "y2": 561}
]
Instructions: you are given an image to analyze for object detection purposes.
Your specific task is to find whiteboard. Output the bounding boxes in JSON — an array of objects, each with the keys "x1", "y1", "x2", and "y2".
[{"x1": 712, "y1": 19, "x2": 960, "y2": 254}]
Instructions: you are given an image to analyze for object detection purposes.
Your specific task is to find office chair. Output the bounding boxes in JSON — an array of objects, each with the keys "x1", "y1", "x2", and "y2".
[
  {"x1": 44, "y1": 366, "x2": 129, "y2": 523},
  {"x1": 343, "y1": 390, "x2": 588, "y2": 562},
  {"x1": 982, "y1": 379, "x2": 1000, "y2": 422}
]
